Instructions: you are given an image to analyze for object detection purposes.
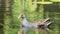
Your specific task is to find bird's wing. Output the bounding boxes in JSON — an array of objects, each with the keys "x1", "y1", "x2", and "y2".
[{"x1": 31, "y1": 18, "x2": 50, "y2": 25}]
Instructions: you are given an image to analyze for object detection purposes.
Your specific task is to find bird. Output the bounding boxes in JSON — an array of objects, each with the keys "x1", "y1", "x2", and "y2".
[{"x1": 18, "y1": 13, "x2": 52, "y2": 34}]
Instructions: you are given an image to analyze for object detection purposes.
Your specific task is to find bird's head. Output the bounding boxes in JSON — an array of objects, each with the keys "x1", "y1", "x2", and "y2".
[{"x1": 18, "y1": 13, "x2": 26, "y2": 19}]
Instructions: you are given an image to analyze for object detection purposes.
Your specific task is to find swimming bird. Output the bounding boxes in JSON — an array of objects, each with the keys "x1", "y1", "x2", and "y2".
[{"x1": 18, "y1": 13, "x2": 52, "y2": 34}]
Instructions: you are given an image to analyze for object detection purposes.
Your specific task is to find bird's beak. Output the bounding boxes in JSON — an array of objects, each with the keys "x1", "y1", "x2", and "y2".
[{"x1": 18, "y1": 13, "x2": 23, "y2": 18}]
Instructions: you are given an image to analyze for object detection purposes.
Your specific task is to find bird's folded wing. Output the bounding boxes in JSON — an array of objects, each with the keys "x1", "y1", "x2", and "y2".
[{"x1": 31, "y1": 18, "x2": 50, "y2": 25}]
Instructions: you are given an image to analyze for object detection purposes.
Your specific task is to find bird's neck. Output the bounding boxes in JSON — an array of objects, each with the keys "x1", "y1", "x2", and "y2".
[{"x1": 22, "y1": 17, "x2": 28, "y2": 23}]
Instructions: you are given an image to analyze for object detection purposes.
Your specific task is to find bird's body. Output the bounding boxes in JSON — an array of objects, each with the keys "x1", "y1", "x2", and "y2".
[{"x1": 22, "y1": 18, "x2": 34, "y2": 27}]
